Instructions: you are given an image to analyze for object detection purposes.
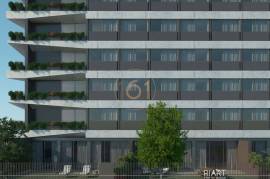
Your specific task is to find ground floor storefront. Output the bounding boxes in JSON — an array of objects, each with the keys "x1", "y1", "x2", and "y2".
[{"x1": 30, "y1": 138, "x2": 269, "y2": 176}]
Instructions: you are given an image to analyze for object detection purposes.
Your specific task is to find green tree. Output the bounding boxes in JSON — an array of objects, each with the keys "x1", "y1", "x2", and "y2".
[
  {"x1": 0, "y1": 117, "x2": 30, "y2": 162},
  {"x1": 137, "y1": 102, "x2": 186, "y2": 169}
]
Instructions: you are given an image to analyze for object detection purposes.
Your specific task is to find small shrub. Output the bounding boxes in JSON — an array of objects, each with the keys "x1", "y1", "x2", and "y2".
[{"x1": 8, "y1": 91, "x2": 25, "y2": 100}]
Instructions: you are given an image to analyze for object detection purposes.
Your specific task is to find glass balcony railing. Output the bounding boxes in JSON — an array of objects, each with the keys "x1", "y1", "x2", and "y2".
[
  {"x1": 9, "y1": 91, "x2": 87, "y2": 100},
  {"x1": 9, "y1": 61, "x2": 87, "y2": 71},
  {"x1": 9, "y1": 1, "x2": 87, "y2": 11},
  {"x1": 9, "y1": 31, "x2": 86, "y2": 41}
]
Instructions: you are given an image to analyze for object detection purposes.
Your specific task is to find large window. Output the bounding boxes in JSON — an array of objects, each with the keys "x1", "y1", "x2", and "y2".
[
  {"x1": 180, "y1": 20, "x2": 210, "y2": 32},
  {"x1": 243, "y1": 79, "x2": 269, "y2": 92},
  {"x1": 121, "y1": 109, "x2": 146, "y2": 121},
  {"x1": 153, "y1": 79, "x2": 178, "y2": 92},
  {"x1": 251, "y1": 141, "x2": 267, "y2": 154},
  {"x1": 212, "y1": 20, "x2": 240, "y2": 32},
  {"x1": 89, "y1": 109, "x2": 119, "y2": 121},
  {"x1": 243, "y1": 20, "x2": 269, "y2": 32},
  {"x1": 101, "y1": 141, "x2": 111, "y2": 162},
  {"x1": 89, "y1": 50, "x2": 118, "y2": 62},
  {"x1": 242, "y1": 50, "x2": 269, "y2": 62},
  {"x1": 89, "y1": 20, "x2": 118, "y2": 32},
  {"x1": 150, "y1": 20, "x2": 177, "y2": 32},
  {"x1": 90, "y1": 79, "x2": 118, "y2": 92},
  {"x1": 212, "y1": 79, "x2": 241, "y2": 91},
  {"x1": 180, "y1": 79, "x2": 209, "y2": 91},
  {"x1": 243, "y1": 109, "x2": 269, "y2": 121},
  {"x1": 212, "y1": 109, "x2": 241, "y2": 121},
  {"x1": 182, "y1": 109, "x2": 210, "y2": 121},
  {"x1": 120, "y1": 20, "x2": 147, "y2": 32},
  {"x1": 120, "y1": 50, "x2": 148, "y2": 62},
  {"x1": 212, "y1": 50, "x2": 241, "y2": 62},
  {"x1": 180, "y1": 50, "x2": 209, "y2": 62},
  {"x1": 151, "y1": 50, "x2": 178, "y2": 62}
]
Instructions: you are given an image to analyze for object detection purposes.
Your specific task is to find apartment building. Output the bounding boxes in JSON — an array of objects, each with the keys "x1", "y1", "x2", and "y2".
[{"x1": 6, "y1": 0, "x2": 270, "y2": 174}]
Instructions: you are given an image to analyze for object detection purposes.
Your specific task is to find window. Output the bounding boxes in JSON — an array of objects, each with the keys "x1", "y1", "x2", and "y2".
[
  {"x1": 243, "y1": 109, "x2": 269, "y2": 121},
  {"x1": 151, "y1": 20, "x2": 177, "y2": 32},
  {"x1": 121, "y1": 109, "x2": 146, "y2": 121},
  {"x1": 120, "y1": 20, "x2": 147, "y2": 32},
  {"x1": 243, "y1": 79, "x2": 269, "y2": 92},
  {"x1": 180, "y1": 20, "x2": 210, "y2": 32},
  {"x1": 43, "y1": 141, "x2": 52, "y2": 163},
  {"x1": 90, "y1": 79, "x2": 118, "y2": 91},
  {"x1": 89, "y1": 20, "x2": 118, "y2": 32},
  {"x1": 212, "y1": 50, "x2": 241, "y2": 62},
  {"x1": 242, "y1": 50, "x2": 269, "y2": 63},
  {"x1": 180, "y1": 50, "x2": 209, "y2": 62},
  {"x1": 121, "y1": 50, "x2": 148, "y2": 62},
  {"x1": 89, "y1": 50, "x2": 118, "y2": 62},
  {"x1": 182, "y1": 109, "x2": 210, "y2": 121},
  {"x1": 153, "y1": 79, "x2": 178, "y2": 92},
  {"x1": 212, "y1": 109, "x2": 241, "y2": 121},
  {"x1": 89, "y1": 109, "x2": 119, "y2": 121},
  {"x1": 151, "y1": 50, "x2": 178, "y2": 62},
  {"x1": 252, "y1": 141, "x2": 267, "y2": 155},
  {"x1": 181, "y1": 79, "x2": 209, "y2": 91},
  {"x1": 212, "y1": 79, "x2": 241, "y2": 91},
  {"x1": 212, "y1": 20, "x2": 240, "y2": 32},
  {"x1": 243, "y1": 20, "x2": 269, "y2": 32},
  {"x1": 101, "y1": 141, "x2": 111, "y2": 162}
]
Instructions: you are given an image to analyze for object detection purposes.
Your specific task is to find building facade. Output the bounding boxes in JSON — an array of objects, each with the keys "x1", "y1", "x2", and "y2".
[{"x1": 6, "y1": 0, "x2": 270, "y2": 174}]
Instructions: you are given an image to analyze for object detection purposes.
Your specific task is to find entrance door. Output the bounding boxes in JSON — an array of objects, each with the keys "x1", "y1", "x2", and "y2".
[{"x1": 206, "y1": 141, "x2": 227, "y2": 168}]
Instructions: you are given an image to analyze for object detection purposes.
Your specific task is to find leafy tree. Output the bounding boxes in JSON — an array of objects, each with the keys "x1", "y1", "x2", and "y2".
[
  {"x1": 137, "y1": 102, "x2": 186, "y2": 169},
  {"x1": 0, "y1": 117, "x2": 31, "y2": 162}
]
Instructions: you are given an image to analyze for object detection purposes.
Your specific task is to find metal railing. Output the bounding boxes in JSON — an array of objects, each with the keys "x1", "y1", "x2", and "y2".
[{"x1": 0, "y1": 162, "x2": 270, "y2": 178}]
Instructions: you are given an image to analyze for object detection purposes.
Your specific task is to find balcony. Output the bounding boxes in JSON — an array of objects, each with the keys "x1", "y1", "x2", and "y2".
[
  {"x1": 182, "y1": 121, "x2": 209, "y2": 130},
  {"x1": 89, "y1": 91, "x2": 118, "y2": 100},
  {"x1": 180, "y1": 32, "x2": 210, "y2": 41},
  {"x1": 151, "y1": 91, "x2": 178, "y2": 100},
  {"x1": 212, "y1": 32, "x2": 241, "y2": 41},
  {"x1": 242, "y1": 32, "x2": 270, "y2": 41},
  {"x1": 180, "y1": 91, "x2": 210, "y2": 100},
  {"x1": 243, "y1": 120, "x2": 269, "y2": 130},
  {"x1": 242, "y1": 91, "x2": 269, "y2": 100},
  {"x1": 151, "y1": 61, "x2": 178, "y2": 70},
  {"x1": 150, "y1": 1, "x2": 178, "y2": 11},
  {"x1": 9, "y1": 91, "x2": 87, "y2": 100},
  {"x1": 149, "y1": 32, "x2": 178, "y2": 41},
  {"x1": 28, "y1": 121, "x2": 87, "y2": 130},
  {"x1": 119, "y1": 1, "x2": 148, "y2": 11},
  {"x1": 119, "y1": 32, "x2": 148, "y2": 41},
  {"x1": 119, "y1": 61, "x2": 148, "y2": 70},
  {"x1": 212, "y1": 91, "x2": 241, "y2": 100},
  {"x1": 119, "y1": 121, "x2": 145, "y2": 130},
  {"x1": 180, "y1": 61, "x2": 209, "y2": 70},
  {"x1": 28, "y1": 32, "x2": 86, "y2": 41},
  {"x1": 212, "y1": 120, "x2": 241, "y2": 130},
  {"x1": 242, "y1": 2, "x2": 270, "y2": 11},
  {"x1": 89, "y1": 61, "x2": 118, "y2": 70},
  {"x1": 212, "y1": 61, "x2": 241, "y2": 70},
  {"x1": 211, "y1": 2, "x2": 240, "y2": 11},
  {"x1": 89, "y1": 32, "x2": 117, "y2": 41},
  {"x1": 8, "y1": 1, "x2": 86, "y2": 11},
  {"x1": 243, "y1": 61, "x2": 269, "y2": 70},
  {"x1": 89, "y1": 0, "x2": 117, "y2": 11},
  {"x1": 180, "y1": 2, "x2": 210, "y2": 11},
  {"x1": 89, "y1": 121, "x2": 118, "y2": 130}
]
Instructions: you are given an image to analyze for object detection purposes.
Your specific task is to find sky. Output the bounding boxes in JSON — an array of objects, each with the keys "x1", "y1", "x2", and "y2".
[{"x1": 0, "y1": 1, "x2": 24, "y2": 121}]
